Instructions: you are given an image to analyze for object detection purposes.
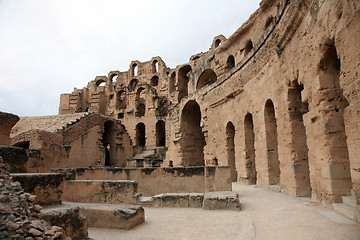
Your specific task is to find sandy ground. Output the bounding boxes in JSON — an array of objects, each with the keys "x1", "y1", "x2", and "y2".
[{"x1": 89, "y1": 183, "x2": 360, "y2": 240}]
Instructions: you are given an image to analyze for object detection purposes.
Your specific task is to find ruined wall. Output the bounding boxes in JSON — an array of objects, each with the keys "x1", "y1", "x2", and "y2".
[
  {"x1": 57, "y1": 0, "x2": 360, "y2": 219},
  {"x1": 0, "y1": 111, "x2": 19, "y2": 146},
  {"x1": 64, "y1": 166, "x2": 231, "y2": 196}
]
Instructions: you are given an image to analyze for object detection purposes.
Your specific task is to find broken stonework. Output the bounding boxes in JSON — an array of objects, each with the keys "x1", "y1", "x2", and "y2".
[{"x1": 0, "y1": 157, "x2": 71, "y2": 240}]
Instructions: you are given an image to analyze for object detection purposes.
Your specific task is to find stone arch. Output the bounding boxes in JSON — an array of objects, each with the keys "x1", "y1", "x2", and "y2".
[
  {"x1": 169, "y1": 72, "x2": 176, "y2": 94},
  {"x1": 13, "y1": 141, "x2": 30, "y2": 149},
  {"x1": 178, "y1": 65, "x2": 192, "y2": 102},
  {"x1": 95, "y1": 79, "x2": 106, "y2": 90},
  {"x1": 152, "y1": 60, "x2": 158, "y2": 73},
  {"x1": 129, "y1": 79, "x2": 138, "y2": 91},
  {"x1": 313, "y1": 42, "x2": 352, "y2": 200},
  {"x1": 244, "y1": 40, "x2": 253, "y2": 55},
  {"x1": 102, "y1": 120, "x2": 116, "y2": 166},
  {"x1": 226, "y1": 55, "x2": 235, "y2": 71},
  {"x1": 215, "y1": 39, "x2": 221, "y2": 48},
  {"x1": 116, "y1": 90, "x2": 126, "y2": 110},
  {"x1": 110, "y1": 73, "x2": 118, "y2": 83},
  {"x1": 180, "y1": 100, "x2": 205, "y2": 166},
  {"x1": 151, "y1": 76, "x2": 159, "y2": 87},
  {"x1": 135, "y1": 122, "x2": 146, "y2": 147},
  {"x1": 244, "y1": 113, "x2": 257, "y2": 184},
  {"x1": 156, "y1": 120, "x2": 166, "y2": 147},
  {"x1": 135, "y1": 87, "x2": 146, "y2": 117},
  {"x1": 131, "y1": 63, "x2": 138, "y2": 77},
  {"x1": 264, "y1": 99, "x2": 280, "y2": 185},
  {"x1": 197, "y1": 69, "x2": 217, "y2": 90},
  {"x1": 265, "y1": 15, "x2": 274, "y2": 29},
  {"x1": 226, "y1": 121, "x2": 237, "y2": 182}
]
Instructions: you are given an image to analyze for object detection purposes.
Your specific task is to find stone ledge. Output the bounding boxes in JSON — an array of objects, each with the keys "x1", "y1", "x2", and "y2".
[
  {"x1": 63, "y1": 202, "x2": 145, "y2": 230},
  {"x1": 139, "y1": 191, "x2": 240, "y2": 210}
]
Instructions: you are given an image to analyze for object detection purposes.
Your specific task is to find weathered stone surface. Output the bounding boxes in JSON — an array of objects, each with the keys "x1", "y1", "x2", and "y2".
[
  {"x1": 203, "y1": 191, "x2": 241, "y2": 210},
  {"x1": 61, "y1": 202, "x2": 145, "y2": 230},
  {"x1": 0, "y1": 146, "x2": 28, "y2": 173},
  {"x1": 11, "y1": 173, "x2": 64, "y2": 205},
  {"x1": 41, "y1": 206, "x2": 88, "y2": 240}
]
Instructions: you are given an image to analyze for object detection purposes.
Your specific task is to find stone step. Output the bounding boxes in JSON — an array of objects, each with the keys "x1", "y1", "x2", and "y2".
[
  {"x1": 333, "y1": 203, "x2": 357, "y2": 221},
  {"x1": 269, "y1": 184, "x2": 281, "y2": 192},
  {"x1": 342, "y1": 195, "x2": 356, "y2": 208}
]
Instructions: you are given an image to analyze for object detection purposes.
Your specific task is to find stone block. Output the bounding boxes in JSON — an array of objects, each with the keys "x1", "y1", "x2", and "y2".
[
  {"x1": 0, "y1": 146, "x2": 27, "y2": 173},
  {"x1": 11, "y1": 173, "x2": 64, "y2": 205},
  {"x1": 189, "y1": 193, "x2": 204, "y2": 208},
  {"x1": 203, "y1": 191, "x2": 240, "y2": 210},
  {"x1": 321, "y1": 163, "x2": 351, "y2": 179},
  {"x1": 41, "y1": 206, "x2": 88, "y2": 240},
  {"x1": 161, "y1": 193, "x2": 189, "y2": 207}
]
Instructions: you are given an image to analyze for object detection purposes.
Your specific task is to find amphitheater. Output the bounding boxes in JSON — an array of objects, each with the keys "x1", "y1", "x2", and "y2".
[{"x1": 1, "y1": 0, "x2": 360, "y2": 239}]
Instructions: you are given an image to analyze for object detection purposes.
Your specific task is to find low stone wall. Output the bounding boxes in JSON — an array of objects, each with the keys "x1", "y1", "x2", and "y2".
[
  {"x1": 140, "y1": 191, "x2": 241, "y2": 210},
  {"x1": 59, "y1": 166, "x2": 231, "y2": 196},
  {"x1": 61, "y1": 180, "x2": 138, "y2": 204},
  {"x1": 11, "y1": 173, "x2": 64, "y2": 205}
]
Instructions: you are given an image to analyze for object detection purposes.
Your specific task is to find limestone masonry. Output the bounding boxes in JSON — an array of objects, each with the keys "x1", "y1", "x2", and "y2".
[{"x1": 1, "y1": 0, "x2": 360, "y2": 238}]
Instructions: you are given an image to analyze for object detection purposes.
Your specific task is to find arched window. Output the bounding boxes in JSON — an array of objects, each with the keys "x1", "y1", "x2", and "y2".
[
  {"x1": 129, "y1": 79, "x2": 138, "y2": 91},
  {"x1": 178, "y1": 65, "x2": 192, "y2": 102},
  {"x1": 116, "y1": 90, "x2": 126, "y2": 110},
  {"x1": 151, "y1": 76, "x2": 159, "y2": 87},
  {"x1": 265, "y1": 16, "x2": 274, "y2": 29},
  {"x1": 152, "y1": 60, "x2": 159, "y2": 73},
  {"x1": 135, "y1": 87, "x2": 146, "y2": 117},
  {"x1": 226, "y1": 122, "x2": 237, "y2": 182},
  {"x1": 215, "y1": 39, "x2": 221, "y2": 48},
  {"x1": 169, "y1": 72, "x2": 176, "y2": 94},
  {"x1": 136, "y1": 123, "x2": 146, "y2": 147},
  {"x1": 156, "y1": 120, "x2": 166, "y2": 147},
  {"x1": 226, "y1": 55, "x2": 235, "y2": 71},
  {"x1": 131, "y1": 63, "x2": 138, "y2": 77},
  {"x1": 197, "y1": 69, "x2": 217, "y2": 90},
  {"x1": 244, "y1": 40, "x2": 253, "y2": 55}
]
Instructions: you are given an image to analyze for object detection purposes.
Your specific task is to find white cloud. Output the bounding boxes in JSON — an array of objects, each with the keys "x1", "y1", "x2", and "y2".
[{"x1": 0, "y1": 0, "x2": 261, "y2": 116}]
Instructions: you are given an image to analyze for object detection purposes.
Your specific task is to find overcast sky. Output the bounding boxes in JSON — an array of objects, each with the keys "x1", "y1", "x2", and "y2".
[{"x1": 0, "y1": 0, "x2": 261, "y2": 117}]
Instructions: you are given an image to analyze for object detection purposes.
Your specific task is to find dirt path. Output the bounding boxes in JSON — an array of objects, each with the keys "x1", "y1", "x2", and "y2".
[{"x1": 89, "y1": 183, "x2": 360, "y2": 240}]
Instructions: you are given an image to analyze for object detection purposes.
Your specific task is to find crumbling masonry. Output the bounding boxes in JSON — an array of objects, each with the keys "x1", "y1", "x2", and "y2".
[{"x1": 7, "y1": 0, "x2": 360, "y2": 222}]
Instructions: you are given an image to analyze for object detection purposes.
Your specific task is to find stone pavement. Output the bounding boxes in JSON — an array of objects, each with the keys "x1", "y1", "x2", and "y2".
[{"x1": 89, "y1": 183, "x2": 360, "y2": 240}]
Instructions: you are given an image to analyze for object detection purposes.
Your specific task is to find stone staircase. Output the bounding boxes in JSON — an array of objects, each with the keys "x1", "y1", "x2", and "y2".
[{"x1": 333, "y1": 190, "x2": 357, "y2": 222}]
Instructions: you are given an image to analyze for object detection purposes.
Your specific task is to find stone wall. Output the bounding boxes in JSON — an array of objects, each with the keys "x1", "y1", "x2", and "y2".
[
  {"x1": 62, "y1": 166, "x2": 231, "y2": 196},
  {"x1": 0, "y1": 111, "x2": 19, "y2": 146}
]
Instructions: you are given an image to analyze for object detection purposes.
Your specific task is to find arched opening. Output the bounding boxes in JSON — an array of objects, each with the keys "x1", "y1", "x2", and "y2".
[
  {"x1": 264, "y1": 99, "x2": 280, "y2": 185},
  {"x1": 129, "y1": 79, "x2": 138, "y2": 91},
  {"x1": 102, "y1": 121, "x2": 115, "y2": 166},
  {"x1": 315, "y1": 42, "x2": 351, "y2": 199},
  {"x1": 156, "y1": 120, "x2": 166, "y2": 147},
  {"x1": 288, "y1": 80, "x2": 311, "y2": 196},
  {"x1": 226, "y1": 122, "x2": 237, "y2": 182},
  {"x1": 135, "y1": 87, "x2": 146, "y2": 117},
  {"x1": 110, "y1": 74, "x2": 118, "y2": 83},
  {"x1": 96, "y1": 79, "x2": 106, "y2": 91},
  {"x1": 152, "y1": 60, "x2": 158, "y2": 73},
  {"x1": 226, "y1": 55, "x2": 235, "y2": 71},
  {"x1": 116, "y1": 90, "x2": 126, "y2": 110},
  {"x1": 178, "y1": 65, "x2": 191, "y2": 102},
  {"x1": 131, "y1": 63, "x2": 138, "y2": 77},
  {"x1": 244, "y1": 113, "x2": 257, "y2": 184},
  {"x1": 136, "y1": 123, "x2": 146, "y2": 147},
  {"x1": 180, "y1": 100, "x2": 205, "y2": 166},
  {"x1": 151, "y1": 76, "x2": 159, "y2": 87},
  {"x1": 244, "y1": 40, "x2": 253, "y2": 55},
  {"x1": 13, "y1": 141, "x2": 30, "y2": 149},
  {"x1": 215, "y1": 39, "x2": 221, "y2": 48},
  {"x1": 265, "y1": 16, "x2": 273, "y2": 29},
  {"x1": 197, "y1": 69, "x2": 217, "y2": 90},
  {"x1": 169, "y1": 72, "x2": 176, "y2": 94}
]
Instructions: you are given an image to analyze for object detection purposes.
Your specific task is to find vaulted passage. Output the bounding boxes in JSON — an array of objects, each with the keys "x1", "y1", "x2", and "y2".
[
  {"x1": 264, "y1": 100, "x2": 280, "y2": 185},
  {"x1": 102, "y1": 121, "x2": 116, "y2": 166},
  {"x1": 180, "y1": 100, "x2": 205, "y2": 166},
  {"x1": 244, "y1": 113, "x2": 257, "y2": 184},
  {"x1": 136, "y1": 123, "x2": 146, "y2": 147},
  {"x1": 226, "y1": 122, "x2": 237, "y2": 182},
  {"x1": 156, "y1": 120, "x2": 166, "y2": 147}
]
